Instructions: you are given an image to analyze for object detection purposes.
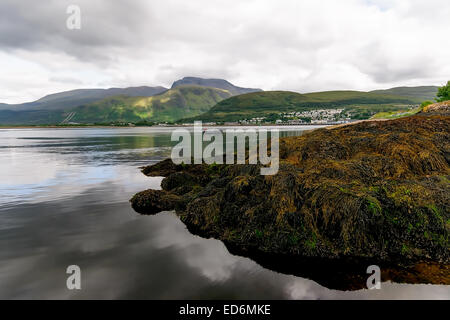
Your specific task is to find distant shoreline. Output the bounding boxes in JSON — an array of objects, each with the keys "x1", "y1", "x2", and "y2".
[{"x1": 0, "y1": 123, "x2": 332, "y2": 129}]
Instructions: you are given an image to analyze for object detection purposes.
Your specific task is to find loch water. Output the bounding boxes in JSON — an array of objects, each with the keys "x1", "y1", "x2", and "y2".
[{"x1": 0, "y1": 127, "x2": 448, "y2": 299}]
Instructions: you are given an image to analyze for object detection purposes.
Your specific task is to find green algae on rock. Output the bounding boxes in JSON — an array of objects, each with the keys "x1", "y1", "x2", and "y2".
[{"x1": 130, "y1": 102, "x2": 450, "y2": 289}]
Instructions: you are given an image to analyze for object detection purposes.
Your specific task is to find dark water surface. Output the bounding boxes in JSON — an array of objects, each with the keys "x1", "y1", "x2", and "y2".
[{"x1": 0, "y1": 127, "x2": 448, "y2": 299}]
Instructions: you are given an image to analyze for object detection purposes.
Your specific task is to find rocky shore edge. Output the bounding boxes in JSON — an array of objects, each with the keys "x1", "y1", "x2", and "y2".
[{"x1": 130, "y1": 102, "x2": 450, "y2": 289}]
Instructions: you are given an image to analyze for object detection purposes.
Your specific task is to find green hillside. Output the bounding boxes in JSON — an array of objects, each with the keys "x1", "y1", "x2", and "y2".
[
  {"x1": 65, "y1": 85, "x2": 233, "y2": 124},
  {"x1": 370, "y1": 86, "x2": 438, "y2": 101},
  {"x1": 0, "y1": 86, "x2": 168, "y2": 111},
  {"x1": 190, "y1": 90, "x2": 420, "y2": 122},
  {"x1": 0, "y1": 109, "x2": 65, "y2": 125}
]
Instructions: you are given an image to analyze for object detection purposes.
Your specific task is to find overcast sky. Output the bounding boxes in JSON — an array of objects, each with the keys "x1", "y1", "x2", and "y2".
[{"x1": 0, "y1": 0, "x2": 449, "y2": 103}]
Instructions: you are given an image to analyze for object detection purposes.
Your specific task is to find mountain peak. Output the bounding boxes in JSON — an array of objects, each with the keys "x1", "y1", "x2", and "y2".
[{"x1": 171, "y1": 77, "x2": 261, "y2": 95}]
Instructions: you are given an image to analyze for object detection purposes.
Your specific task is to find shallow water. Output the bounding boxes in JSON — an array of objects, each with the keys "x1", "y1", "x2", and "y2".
[{"x1": 0, "y1": 127, "x2": 448, "y2": 299}]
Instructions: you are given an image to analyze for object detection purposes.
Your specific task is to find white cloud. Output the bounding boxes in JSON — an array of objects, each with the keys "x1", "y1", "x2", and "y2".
[{"x1": 0, "y1": 0, "x2": 449, "y2": 103}]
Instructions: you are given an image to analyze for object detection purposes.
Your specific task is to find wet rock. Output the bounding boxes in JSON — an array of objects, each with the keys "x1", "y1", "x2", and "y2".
[
  {"x1": 140, "y1": 158, "x2": 178, "y2": 177},
  {"x1": 131, "y1": 112, "x2": 450, "y2": 288},
  {"x1": 130, "y1": 189, "x2": 181, "y2": 215}
]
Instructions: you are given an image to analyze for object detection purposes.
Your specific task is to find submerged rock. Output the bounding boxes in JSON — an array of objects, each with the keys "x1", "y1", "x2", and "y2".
[{"x1": 131, "y1": 107, "x2": 450, "y2": 289}]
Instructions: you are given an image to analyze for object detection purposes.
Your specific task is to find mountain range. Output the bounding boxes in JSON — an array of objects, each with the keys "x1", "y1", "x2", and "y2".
[
  {"x1": 0, "y1": 77, "x2": 439, "y2": 125},
  {"x1": 191, "y1": 89, "x2": 437, "y2": 122},
  {"x1": 0, "y1": 77, "x2": 262, "y2": 125}
]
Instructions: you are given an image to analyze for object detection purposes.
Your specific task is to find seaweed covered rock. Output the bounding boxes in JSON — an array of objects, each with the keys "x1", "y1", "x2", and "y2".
[
  {"x1": 131, "y1": 112, "x2": 450, "y2": 288},
  {"x1": 419, "y1": 100, "x2": 450, "y2": 115}
]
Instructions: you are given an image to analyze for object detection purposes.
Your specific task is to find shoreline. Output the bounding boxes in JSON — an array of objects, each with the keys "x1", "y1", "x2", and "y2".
[
  {"x1": 0, "y1": 123, "x2": 333, "y2": 129},
  {"x1": 0, "y1": 116, "x2": 408, "y2": 130}
]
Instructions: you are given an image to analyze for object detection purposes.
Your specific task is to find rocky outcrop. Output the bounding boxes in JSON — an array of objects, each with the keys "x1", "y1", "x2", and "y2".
[
  {"x1": 420, "y1": 100, "x2": 450, "y2": 115},
  {"x1": 131, "y1": 112, "x2": 450, "y2": 289}
]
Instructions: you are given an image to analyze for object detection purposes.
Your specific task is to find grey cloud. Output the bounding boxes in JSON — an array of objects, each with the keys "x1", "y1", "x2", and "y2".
[
  {"x1": 0, "y1": 0, "x2": 151, "y2": 61},
  {"x1": 353, "y1": 42, "x2": 439, "y2": 83},
  {"x1": 0, "y1": 0, "x2": 449, "y2": 103}
]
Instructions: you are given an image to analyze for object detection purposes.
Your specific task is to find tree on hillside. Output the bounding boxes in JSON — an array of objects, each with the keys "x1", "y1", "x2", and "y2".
[{"x1": 436, "y1": 81, "x2": 450, "y2": 102}]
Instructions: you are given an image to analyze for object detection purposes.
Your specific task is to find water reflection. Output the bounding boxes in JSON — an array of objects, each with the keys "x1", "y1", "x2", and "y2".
[{"x1": 0, "y1": 127, "x2": 448, "y2": 299}]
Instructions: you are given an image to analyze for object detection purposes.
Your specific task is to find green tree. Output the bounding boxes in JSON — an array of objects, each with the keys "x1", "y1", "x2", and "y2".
[{"x1": 436, "y1": 81, "x2": 450, "y2": 102}]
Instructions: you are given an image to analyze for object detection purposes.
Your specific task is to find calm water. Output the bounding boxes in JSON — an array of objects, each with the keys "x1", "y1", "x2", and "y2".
[{"x1": 0, "y1": 127, "x2": 448, "y2": 299}]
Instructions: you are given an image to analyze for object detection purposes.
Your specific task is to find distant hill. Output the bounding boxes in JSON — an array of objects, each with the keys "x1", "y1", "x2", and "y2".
[
  {"x1": 190, "y1": 90, "x2": 421, "y2": 122},
  {"x1": 171, "y1": 77, "x2": 261, "y2": 95},
  {"x1": 0, "y1": 109, "x2": 65, "y2": 125},
  {"x1": 67, "y1": 85, "x2": 233, "y2": 123},
  {"x1": 370, "y1": 86, "x2": 438, "y2": 101},
  {"x1": 0, "y1": 86, "x2": 168, "y2": 111}
]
